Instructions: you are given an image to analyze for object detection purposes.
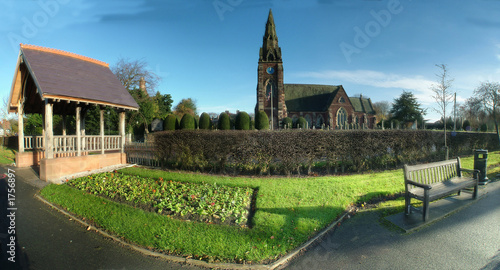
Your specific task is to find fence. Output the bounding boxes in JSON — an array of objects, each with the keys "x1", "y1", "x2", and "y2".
[
  {"x1": 124, "y1": 142, "x2": 160, "y2": 167},
  {"x1": 24, "y1": 135, "x2": 122, "y2": 154}
]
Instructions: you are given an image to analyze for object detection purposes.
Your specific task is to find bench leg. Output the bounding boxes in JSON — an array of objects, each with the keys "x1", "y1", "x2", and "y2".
[
  {"x1": 423, "y1": 191, "x2": 430, "y2": 222},
  {"x1": 405, "y1": 193, "x2": 411, "y2": 215}
]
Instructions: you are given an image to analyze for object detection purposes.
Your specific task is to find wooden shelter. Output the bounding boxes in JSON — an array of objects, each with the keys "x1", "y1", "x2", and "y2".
[{"x1": 8, "y1": 44, "x2": 139, "y2": 183}]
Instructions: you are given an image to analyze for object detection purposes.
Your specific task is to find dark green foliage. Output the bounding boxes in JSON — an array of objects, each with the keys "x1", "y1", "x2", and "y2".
[
  {"x1": 180, "y1": 114, "x2": 195, "y2": 130},
  {"x1": 218, "y1": 112, "x2": 231, "y2": 130},
  {"x1": 164, "y1": 114, "x2": 179, "y2": 130},
  {"x1": 390, "y1": 91, "x2": 423, "y2": 125},
  {"x1": 297, "y1": 117, "x2": 307, "y2": 129},
  {"x1": 153, "y1": 130, "x2": 500, "y2": 175},
  {"x1": 235, "y1": 111, "x2": 250, "y2": 130},
  {"x1": 199, "y1": 113, "x2": 211, "y2": 130},
  {"x1": 481, "y1": 123, "x2": 488, "y2": 132},
  {"x1": 463, "y1": 120, "x2": 471, "y2": 131},
  {"x1": 282, "y1": 117, "x2": 293, "y2": 129},
  {"x1": 255, "y1": 111, "x2": 269, "y2": 130}
]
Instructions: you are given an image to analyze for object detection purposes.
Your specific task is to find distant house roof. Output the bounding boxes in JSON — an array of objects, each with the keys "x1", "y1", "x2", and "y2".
[
  {"x1": 284, "y1": 84, "x2": 340, "y2": 112},
  {"x1": 8, "y1": 44, "x2": 139, "y2": 113}
]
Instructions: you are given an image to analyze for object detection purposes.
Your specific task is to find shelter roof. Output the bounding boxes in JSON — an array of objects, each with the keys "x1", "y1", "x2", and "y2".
[{"x1": 8, "y1": 44, "x2": 139, "y2": 114}]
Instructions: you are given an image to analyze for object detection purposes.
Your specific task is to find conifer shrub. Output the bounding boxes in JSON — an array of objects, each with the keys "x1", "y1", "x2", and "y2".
[
  {"x1": 199, "y1": 112, "x2": 211, "y2": 130},
  {"x1": 218, "y1": 112, "x2": 231, "y2": 130},
  {"x1": 235, "y1": 111, "x2": 250, "y2": 130},
  {"x1": 180, "y1": 114, "x2": 195, "y2": 130},
  {"x1": 282, "y1": 117, "x2": 293, "y2": 129},
  {"x1": 297, "y1": 117, "x2": 307, "y2": 129},
  {"x1": 255, "y1": 111, "x2": 269, "y2": 130},
  {"x1": 164, "y1": 114, "x2": 179, "y2": 130}
]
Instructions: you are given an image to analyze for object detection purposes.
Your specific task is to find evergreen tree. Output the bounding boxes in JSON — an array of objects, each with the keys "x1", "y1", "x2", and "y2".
[
  {"x1": 218, "y1": 112, "x2": 231, "y2": 130},
  {"x1": 199, "y1": 112, "x2": 211, "y2": 130},
  {"x1": 255, "y1": 111, "x2": 269, "y2": 130},
  {"x1": 180, "y1": 114, "x2": 195, "y2": 130},
  {"x1": 235, "y1": 111, "x2": 250, "y2": 130},
  {"x1": 390, "y1": 91, "x2": 423, "y2": 126}
]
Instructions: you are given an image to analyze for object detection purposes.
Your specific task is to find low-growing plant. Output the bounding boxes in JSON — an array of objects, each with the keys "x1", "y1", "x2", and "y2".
[{"x1": 67, "y1": 172, "x2": 253, "y2": 225}]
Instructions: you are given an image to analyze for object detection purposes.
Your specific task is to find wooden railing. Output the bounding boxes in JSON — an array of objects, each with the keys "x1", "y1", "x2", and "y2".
[{"x1": 24, "y1": 135, "x2": 122, "y2": 153}]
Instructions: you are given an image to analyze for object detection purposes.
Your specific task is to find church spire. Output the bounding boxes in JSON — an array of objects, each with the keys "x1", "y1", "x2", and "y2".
[{"x1": 259, "y1": 9, "x2": 282, "y2": 62}]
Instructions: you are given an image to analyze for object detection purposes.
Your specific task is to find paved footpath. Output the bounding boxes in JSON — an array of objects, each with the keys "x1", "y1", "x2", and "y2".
[
  {"x1": 1, "y1": 165, "x2": 499, "y2": 270},
  {"x1": 286, "y1": 180, "x2": 500, "y2": 270},
  {"x1": 0, "y1": 166, "x2": 200, "y2": 270}
]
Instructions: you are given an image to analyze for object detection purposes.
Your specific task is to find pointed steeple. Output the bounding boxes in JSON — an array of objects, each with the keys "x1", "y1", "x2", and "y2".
[{"x1": 259, "y1": 9, "x2": 282, "y2": 62}]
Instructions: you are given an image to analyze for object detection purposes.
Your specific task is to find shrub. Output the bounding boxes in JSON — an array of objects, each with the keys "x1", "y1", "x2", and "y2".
[
  {"x1": 218, "y1": 112, "x2": 231, "y2": 130},
  {"x1": 480, "y1": 123, "x2": 488, "y2": 132},
  {"x1": 463, "y1": 120, "x2": 471, "y2": 131},
  {"x1": 296, "y1": 117, "x2": 307, "y2": 129},
  {"x1": 255, "y1": 111, "x2": 269, "y2": 130},
  {"x1": 282, "y1": 117, "x2": 293, "y2": 129},
  {"x1": 199, "y1": 112, "x2": 211, "y2": 130},
  {"x1": 180, "y1": 114, "x2": 195, "y2": 130},
  {"x1": 153, "y1": 130, "x2": 500, "y2": 176},
  {"x1": 235, "y1": 111, "x2": 250, "y2": 130},
  {"x1": 164, "y1": 114, "x2": 179, "y2": 130}
]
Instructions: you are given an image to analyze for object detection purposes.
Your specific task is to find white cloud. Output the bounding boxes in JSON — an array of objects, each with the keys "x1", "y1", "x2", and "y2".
[{"x1": 293, "y1": 69, "x2": 436, "y2": 104}]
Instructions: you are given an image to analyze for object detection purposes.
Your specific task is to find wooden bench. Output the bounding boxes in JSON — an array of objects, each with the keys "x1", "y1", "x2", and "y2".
[{"x1": 404, "y1": 157, "x2": 479, "y2": 221}]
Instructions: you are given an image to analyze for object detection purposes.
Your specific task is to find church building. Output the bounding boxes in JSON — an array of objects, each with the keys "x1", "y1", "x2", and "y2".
[{"x1": 255, "y1": 10, "x2": 377, "y2": 129}]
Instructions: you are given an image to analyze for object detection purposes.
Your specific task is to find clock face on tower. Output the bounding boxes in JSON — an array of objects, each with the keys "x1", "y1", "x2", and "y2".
[{"x1": 266, "y1": 67, "x2": 275, "y2": 74}]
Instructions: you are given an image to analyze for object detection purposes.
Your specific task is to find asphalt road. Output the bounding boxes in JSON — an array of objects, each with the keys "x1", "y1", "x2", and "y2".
[{"x1": 0, "y1": 166, "x2": 200, "y2": 270}]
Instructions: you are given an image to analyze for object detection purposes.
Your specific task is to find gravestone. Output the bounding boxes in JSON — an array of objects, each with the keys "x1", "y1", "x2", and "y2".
[{"x1": 151, "y1": 118, "x2": 163, "y2": 132}]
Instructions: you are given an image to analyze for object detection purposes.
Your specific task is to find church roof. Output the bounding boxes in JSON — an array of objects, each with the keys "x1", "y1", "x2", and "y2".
[
  {"x1": 8, "y1": 44, "x2": 139, "y2": 113},
  {"x1": 284, "y1": 84, "x2": 340, "y2": 112},
  {"x1": 349, "y1": 96, "x2": 376, "y2": 114}
]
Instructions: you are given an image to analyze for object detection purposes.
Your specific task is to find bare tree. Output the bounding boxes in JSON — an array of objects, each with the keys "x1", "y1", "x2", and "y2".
[
  {"x1": 462, "y1": 97, "x2": 482, "y2": 130},
  {"x1": 111, "y1": 58, "x2": 161, "y2": 95},
  {"x1": 373, "y1": 101, "x2": 390, "y2": 128},
  {"x1": 430, "y1": 64, "x2": 454, "y2": 159},
  {"x1": 473, "y1": 81, "x2": 500, "y2": 144}
]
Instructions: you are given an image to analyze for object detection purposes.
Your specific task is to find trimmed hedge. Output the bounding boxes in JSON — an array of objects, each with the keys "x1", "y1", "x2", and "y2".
[
  {"x1": 164, "y1": 114, "x2": 179, "y2": 130},
  {"x1": 296, "y1": 117, "x2": 307, "y2": 129},
  {"x1": 180, "y1": 114, "x2": 195, "y2": 130},
  {"x1": 282, "y1": 117, "x2": 293, "y2": 129},
  {"x1": 199, "y1": 112, "x2": 211, "y2": 130},
  {"x1": 235, "y1": 111, "x2": 250, "y2": 130},
  {"x1": 255, "y1": 111, "x2": 269, "y2": 130},
  {"x1": 153, "y1": 130, "x2": 500, "y2": 175},
  {"x1": 218, "y1": 112, "x2": 231, "y2": 130}
]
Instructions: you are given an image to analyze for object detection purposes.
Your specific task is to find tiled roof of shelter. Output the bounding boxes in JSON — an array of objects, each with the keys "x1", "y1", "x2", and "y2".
[
  {"x1": 284, "y1": 84, "x2": 340, "y2": 112},
  {"x1": 9, "y1": 44, "x2": 139, "y2": 113}
]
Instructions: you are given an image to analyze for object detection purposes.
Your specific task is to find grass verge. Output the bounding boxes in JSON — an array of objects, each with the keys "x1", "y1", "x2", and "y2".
[
  {"x1": 0, "y1": 146, "x2": 16, "y2": 164},
  {"x1": 39, "y1": 151, "x2": 500, "y2": 264}
]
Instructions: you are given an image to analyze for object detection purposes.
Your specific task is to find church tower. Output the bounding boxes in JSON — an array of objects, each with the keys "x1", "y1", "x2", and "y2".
[{"x1": 256, "y1": 9, "x2": 287, "y2": 129}]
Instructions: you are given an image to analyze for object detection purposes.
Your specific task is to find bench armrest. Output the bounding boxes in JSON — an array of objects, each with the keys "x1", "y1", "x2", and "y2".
[
  {"x1": 460, "y1": 168, "x2": 481, "y2": 179},
  {"x1": 405, "y1": 179, "x2": 432, "y2": 190}
]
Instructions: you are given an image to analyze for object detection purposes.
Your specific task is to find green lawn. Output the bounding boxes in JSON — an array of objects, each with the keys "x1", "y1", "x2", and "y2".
[
  {"x1": 0, "y1": 146, "x2": 16, "y2": 165},
  {"x1": 39, "y1": 151, "x2": 500, "y2": 264}
]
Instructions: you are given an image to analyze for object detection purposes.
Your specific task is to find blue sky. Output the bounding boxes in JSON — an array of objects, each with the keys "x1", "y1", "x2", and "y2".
[{"x1": 1, "y1": 0, "x2": 500, "y2": 122}]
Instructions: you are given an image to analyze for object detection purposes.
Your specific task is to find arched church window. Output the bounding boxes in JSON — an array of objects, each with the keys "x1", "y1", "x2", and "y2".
[
  {"x1": 337, "y1": 108, "x2": 347, "y2": 127},
  {"x1": 316, "y1": 115, "x2": 324, "y2": 128}
]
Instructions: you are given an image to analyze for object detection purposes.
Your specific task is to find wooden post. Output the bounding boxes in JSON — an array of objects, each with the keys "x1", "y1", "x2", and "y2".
[
  {"x1": 119, "y1": 111, "x2": 126, "y2": 153},
  {"x1": 44, "y1": 100, "x2": 54, "y2": 159},
  {"x1": 76, "y1": 107, "x2": 81, "y2": 156},
  {"x1": 100, "y1": 108, "x2": 105, "y2": 154},
  {"x1": 18, "y1": 100, "x2": 24, "y2": 153},
  {"x1": 62, "y1": 114, "x2": 67, "y2": 153}
]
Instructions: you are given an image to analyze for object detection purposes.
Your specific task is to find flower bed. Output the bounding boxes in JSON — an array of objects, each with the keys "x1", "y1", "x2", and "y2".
[{"x1": 67, "y1": 172, "x2": 253, "y2": 225}]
